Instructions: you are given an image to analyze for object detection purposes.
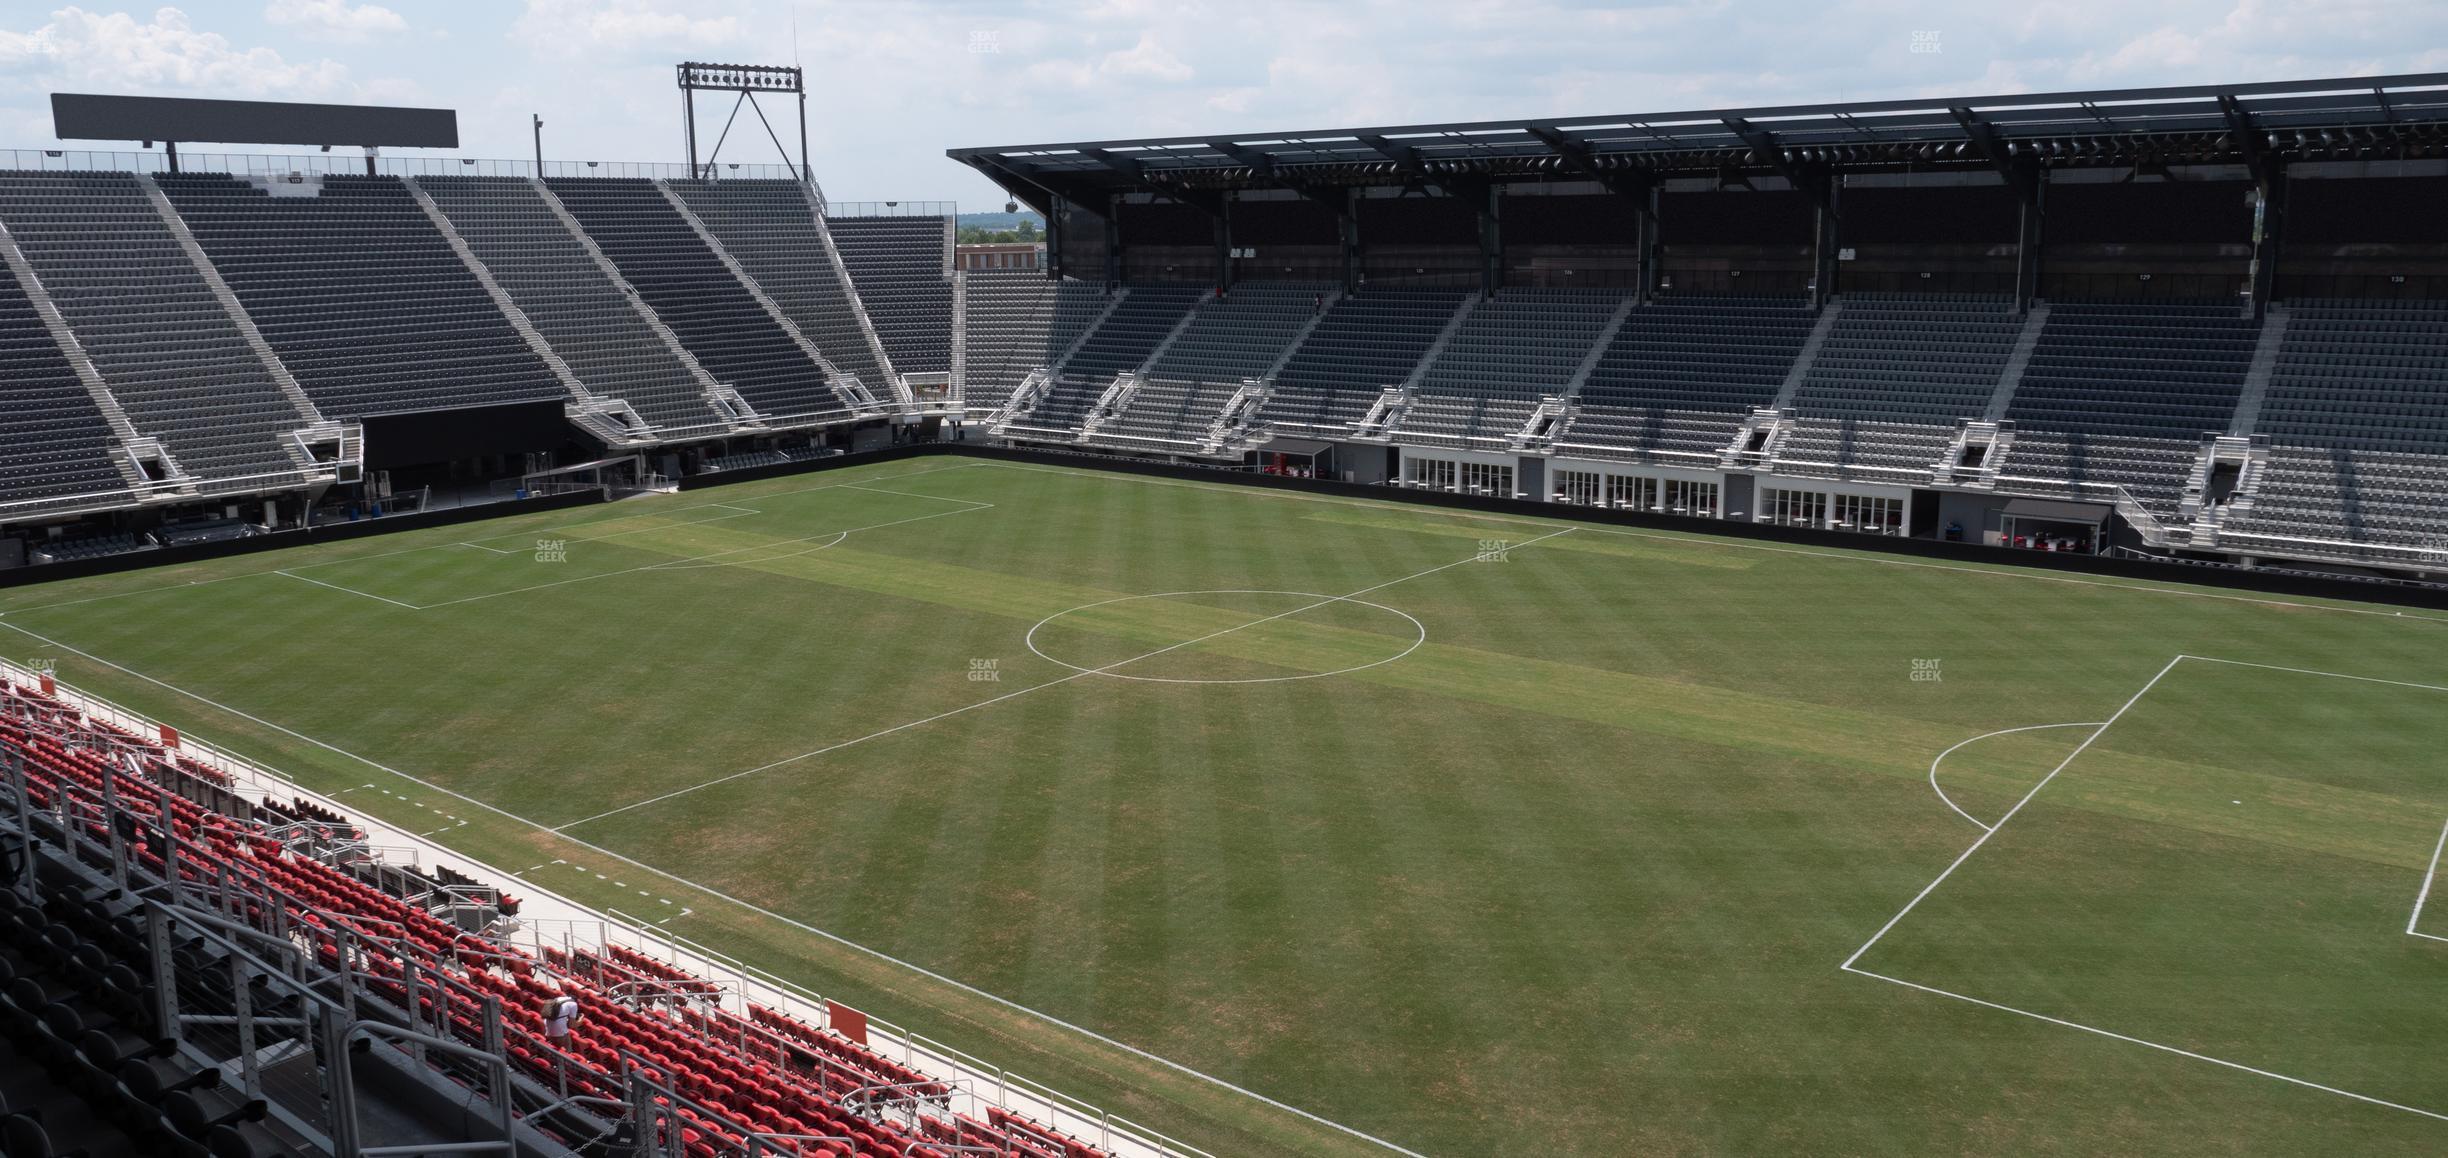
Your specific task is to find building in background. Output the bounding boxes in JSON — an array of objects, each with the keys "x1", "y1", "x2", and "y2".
[{"x1": 956, "y1": 242, "x2": 1044, "y2": 271}]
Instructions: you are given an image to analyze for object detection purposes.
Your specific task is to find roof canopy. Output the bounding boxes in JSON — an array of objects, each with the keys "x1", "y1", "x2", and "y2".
[{"x1": 951, "y1": 74, "x2": 2448, "y2": 214}]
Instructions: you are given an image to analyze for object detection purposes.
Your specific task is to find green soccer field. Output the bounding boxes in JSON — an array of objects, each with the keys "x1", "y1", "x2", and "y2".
[{"x1": 4, "y1": 456, "x2": 2446, "y2": 1156}]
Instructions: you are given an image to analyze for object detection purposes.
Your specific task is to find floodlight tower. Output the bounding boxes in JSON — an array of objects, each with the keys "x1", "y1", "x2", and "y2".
[{"x1": 676, "y1": 62, "x2": 809, "y2": 183}]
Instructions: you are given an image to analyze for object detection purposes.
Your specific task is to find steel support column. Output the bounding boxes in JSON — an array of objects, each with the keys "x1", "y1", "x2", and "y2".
[
  {"x1": 1214, "y1": 197, "x2": 1234, "y2": 292},
  {"x1": 1478, "y1": 183, "x2": 1503, "y2": 295},
  {"x1": 2014, "y1": 188, "x2": 2045, "y2": 313},
  {"x1": 1341, "y1": 188, "x2": 1361, "y2": 292},
  {"x1": 1044, "y1": 195, "x2": 1065, "y2": 280},
  {"x1": 2248, "y1": 164, "x2": 2288, "y2": 317},
  {"x1": 1636, "y1": 185, "x2": 1660, "y2": 303},
  {"x1": 1810, "y1": 182, "x2": 1841, "y2": 310}
]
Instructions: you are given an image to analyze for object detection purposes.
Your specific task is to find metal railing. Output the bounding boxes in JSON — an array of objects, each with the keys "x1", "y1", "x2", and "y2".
[
  {"x1": 4, "y1": 661, "x2": 1215, "y2": 1158},
  {"x1": 2, "y1": 758, "x2": 537, "y2": 1155},
  {"x1": 1985, "y1": 473, "x2": 2174, "y2": 540},
  {"x1": 0, "y1": 147, "x2": 804, "y2": 181},
  {"x1": 829, "y1": 200, "x2": 958, "y2": 218}
]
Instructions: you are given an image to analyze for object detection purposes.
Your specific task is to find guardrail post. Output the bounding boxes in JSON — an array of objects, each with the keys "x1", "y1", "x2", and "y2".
[
  {"x1": 483, "y1": 993, "x2": 514, "y2": 1138},
  {"x1": 321, "y1": 1003, "x2": 361, "y2": 1155}
]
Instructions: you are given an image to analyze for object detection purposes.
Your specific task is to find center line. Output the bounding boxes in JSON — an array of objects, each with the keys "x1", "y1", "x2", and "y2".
[{"x1": 548, "y1": 527, "x2": 1576, "y2": 831}]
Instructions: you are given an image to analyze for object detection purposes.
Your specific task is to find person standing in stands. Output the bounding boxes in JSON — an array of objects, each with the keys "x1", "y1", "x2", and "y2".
[{"x1": 544, "y1": 990, "x2": 581, "y2": 1053}]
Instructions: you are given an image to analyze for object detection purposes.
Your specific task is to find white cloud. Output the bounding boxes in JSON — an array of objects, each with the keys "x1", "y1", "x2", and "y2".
[
  {"x1": 262, "y1": 0, "x2": 406, "y2": 43},
  {"x1": 511, "y1": 0, "x2": 739, "y2": 58},
  {"x1": 1098, "y1": 33, "x2": 1192, "y2": 83},
  {"x1": 2, "y1": 7, "x2": 351, "y2": 98},
  {"x1": 5, "y1": 0, "x2": 2448, "y2": 209}
]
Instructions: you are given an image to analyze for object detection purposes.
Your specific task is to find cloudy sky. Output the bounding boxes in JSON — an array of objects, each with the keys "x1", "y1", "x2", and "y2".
[{"x1": 0, "y1": 1, "x2": 2442, "y2": 210}]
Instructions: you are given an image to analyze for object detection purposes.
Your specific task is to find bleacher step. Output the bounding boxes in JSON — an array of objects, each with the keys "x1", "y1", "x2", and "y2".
[
  {"x1": 133, "y1": 174, "x2": 326, "y2": 433},
  {"x1": 2226, "y1": 304, "x2": 2289, "y2": 437},
  {"x1": 1769, "y1": 300, "x2": 1844, "y2": 410},
  {"x1": 403, "y1": 177, "x2": 650, "y2": 445},
  {"x1": 0, "y1": 216, "x2": 153, "y2": 491},
  {"x1": 525, "y1": 177, "x2": 746, "y2": 431},
  {"x1": 1983, "y1": 303, "x2": 2051, "y2": 421},
  {"x1": 654, "y1": 179, "x2": 869, "y2": 417},
  {"x1": 1048, "y1": 288, "x2": 1129, "y2": 378},
  {"x1": 801, "y1": 182, "x2": 908, "y2": 406}
]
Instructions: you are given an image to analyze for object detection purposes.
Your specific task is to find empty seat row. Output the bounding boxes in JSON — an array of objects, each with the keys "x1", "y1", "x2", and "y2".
[
  {"x1": 2256, "y1": 301, "x2": 2448, "y2": 456},
  {"x1": 1560, "y1": 294, "x2": 1815, "y2": 460},
  {"x1": 1397, "y1": 288, "x2": 1626, "y2": 444},
  {"x1": 542, "y1": 178, "x2": 850, "y2": 422},
  {"x1": 830, "y1": 215, "x2": 954, "y2": 375},
  {"x1": 0, "y1": 172, "x2": 310, "y2": 485},
  {"x1": 413, "y1": 176, "x2": 734, "y2": 435},
  {"x1": 0, "y1": 261, "x2": 130, "y2": 511},
  {"x1": 1057, "y1": 285, "x2": 1203, "y2": 380},
  {"x1": 668, "y1": 180, "x2": 895, "y2": 391},
  {"x1": 1257, "y1": 289, "x2": 1471, "y2": 433},
  {"x1": 156, "y1": 173, "x2": 568, "y2": 420},
  {"x1": 2220, "y1": 445, "x2": 2448, "y2": 556},
  {"x1": 1144, "y1": 282, "x2": 1331, "y2": 385},
  {"x1": 957, "y1": 271, "x2": 1110, "y2": 413}
]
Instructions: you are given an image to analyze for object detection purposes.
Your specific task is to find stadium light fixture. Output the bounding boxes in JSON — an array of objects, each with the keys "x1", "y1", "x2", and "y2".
[{"x1": 677, "y1": 61, "x2": 809, "y2": 183}]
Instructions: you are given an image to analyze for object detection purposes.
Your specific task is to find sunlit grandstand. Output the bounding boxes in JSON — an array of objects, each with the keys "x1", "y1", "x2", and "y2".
[{"x1": 2, "y1": 63, "x2": 2447, "y2": 1158}]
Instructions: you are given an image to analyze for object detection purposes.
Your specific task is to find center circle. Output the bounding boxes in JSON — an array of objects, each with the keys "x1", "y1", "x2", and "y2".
[{"x1": 1024, "y1": 589, "x2": 1427, "y2": 685}]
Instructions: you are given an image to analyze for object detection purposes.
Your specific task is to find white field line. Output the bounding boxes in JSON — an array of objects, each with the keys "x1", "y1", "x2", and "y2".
[
  {"x1": 1840, "y1": 965, "x2": 2448, "y2": 1124},
  {"x1": 555, "y1": 507, "x2": 762, "y2": 543},
  {"x1": 1841, "y1": 654, "x2": 2185, "y2": 971},
  {"x1": 2187, "y1": 653, "x2": 2448, "y2": 943},
  {"x1": 552, "y1": 526, "x2": 1578, "y2": 832},
  {"x1": 278, "y1": 538, "x2": 514, "y2": 575},
  {"x1": 0, "y1": 544, "x2": 436, "y2": 619},
  {"x1": 835, "y1": 483, "x2": 994, "y2": 509},
  {"x1": 706, "y1": 460, "x2": 988, "y2": 503},
  {"x1": 1857, "y1": 651, "x2": 2448, "y2": 1123},
  {"x1": 275, "y1": 569, "x2": 419, "y2": 610},
  {"x1": 1925, "y1": 722, "x2": 2106, "y2": 832},
  {"x1": 282, "y1": 501, "x2": 986, "y2": 614},
  {"x1": 0, "y1": 463, "x2": 987, "y2": 620},
  {"x1": 414, "y1": 499, "x2": 995, "y2": 611},
  {"x1": 2180, "y1": 655, "x2": 2448, "y2": 695},
  {"x1": 457, "y1": 541, "x2": 518, "y2": 555},
  {"x1": 646, "y1": 532, "x2": 848, "y2": 572},
  {"x1": 2409, "y1": 816, "x2": 2448, "y2": 939},
  {"x1": 979, "y1": 463, "x2": 2448, "y2": 627},
  {"x1": 0, "y1": 616, "x2": 1431, "y2": 1158},
  {"x1": 477, "y1": 502, "x2": 768, "y2": 549}
]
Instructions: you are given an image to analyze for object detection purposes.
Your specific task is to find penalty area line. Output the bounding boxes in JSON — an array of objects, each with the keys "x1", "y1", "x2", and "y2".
[
  {"x1": 2409, "y1": 815, "x2": 2448, "y2": 939},
  {"x1": 1854, "y1": 652, "x2": 2448, "y2": 1127},
  {"x1": 0, "y1": 615, "x2": 1435, "y2": 1158},
  {"x1": 1842, "y1": 654, "x2": 2185, "y2": 972}
]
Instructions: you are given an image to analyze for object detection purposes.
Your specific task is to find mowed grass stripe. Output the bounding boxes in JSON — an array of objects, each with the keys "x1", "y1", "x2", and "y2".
[
  {"x1": 466, "y1": 510, "x2": 2448, "y2": 869},
  {"x1": 13, "y1": 459, "x2": 2448, "y2": 1156}
]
